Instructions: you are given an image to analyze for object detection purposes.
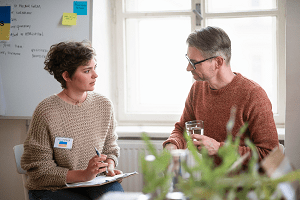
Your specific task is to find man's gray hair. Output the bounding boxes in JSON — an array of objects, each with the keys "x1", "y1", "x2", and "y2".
[{"x1": 186, "y1": 26, "x2": 231, "y2": 64}]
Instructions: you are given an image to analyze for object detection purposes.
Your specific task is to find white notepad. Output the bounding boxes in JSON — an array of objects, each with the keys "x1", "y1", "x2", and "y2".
[{"x1": 65, "y1": 171, "x2": 138, "y2": 188}]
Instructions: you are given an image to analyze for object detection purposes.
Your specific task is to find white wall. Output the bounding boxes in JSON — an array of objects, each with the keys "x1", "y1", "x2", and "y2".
[
  {"x1": 0, "y1": 119, "x2": 27, "y2": 200},
  {"x1": 1, "y1": 1, "x2": 300, "y2": 199},
  {"x1": 285, "y1": 0, "x2": 300, "y2": 169},
  {"x1": 0, "y1": 2, "x2": 116, "y2": 199},
  {"x1": 0, "y1": 67, "x2": 6, "y2": 115},
  {"x1": 92, "y1": 0, "x2": 114, "y2": 100}
]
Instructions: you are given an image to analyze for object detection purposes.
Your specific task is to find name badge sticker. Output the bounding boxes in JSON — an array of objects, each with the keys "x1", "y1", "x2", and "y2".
[{"x1": 54, "y1": 137, "x2": 73, "y2": 149}]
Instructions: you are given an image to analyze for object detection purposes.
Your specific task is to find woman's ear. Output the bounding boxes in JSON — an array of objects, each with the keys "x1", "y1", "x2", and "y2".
[{"x1": 62, "y1": 71, "x2": 71, "y2": 82}]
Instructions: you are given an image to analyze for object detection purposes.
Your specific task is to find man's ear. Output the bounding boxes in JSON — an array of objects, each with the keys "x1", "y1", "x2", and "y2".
[
  {"x1": 215, "y1": 56, "x2": 225, "y2": 69},
  {"x1": 62, "y1": 71, "x2": 71, "y2": 82}
]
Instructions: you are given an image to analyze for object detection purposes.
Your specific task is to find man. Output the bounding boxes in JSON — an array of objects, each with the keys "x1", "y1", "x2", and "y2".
[{"x1": 163, "y1": 26, "x2": 279, "y2": 164}]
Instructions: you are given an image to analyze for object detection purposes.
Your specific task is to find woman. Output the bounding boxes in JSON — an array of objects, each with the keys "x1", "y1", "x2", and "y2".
[{"x1": 21, "y1": 41, "x2": 124, "y2": 200}]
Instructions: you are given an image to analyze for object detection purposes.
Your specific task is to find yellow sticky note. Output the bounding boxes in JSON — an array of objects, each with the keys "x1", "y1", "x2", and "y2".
[
  {"x1": 0, "y1": 23, "x2": 11, "y2": 40},
  {"x1": 62, "y1": 13, "x2": 77, "y2": 26}
]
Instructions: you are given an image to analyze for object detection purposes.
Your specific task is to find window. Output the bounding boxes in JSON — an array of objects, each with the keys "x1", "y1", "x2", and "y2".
[
  {"x1": 203, "y1": 0, "x2": 286, "y2": 126},
  {"x1": 110, "y1": 0, "x2": 285, "y2": 126}
]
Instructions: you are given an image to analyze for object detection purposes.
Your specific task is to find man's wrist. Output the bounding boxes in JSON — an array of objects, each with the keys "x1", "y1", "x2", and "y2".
[
  {"x1": 165, "y1": 142, "x2": 177, "y2": 150},
  {"x1": 164, "y1": 142, "x2": 174, "y2": 147}
]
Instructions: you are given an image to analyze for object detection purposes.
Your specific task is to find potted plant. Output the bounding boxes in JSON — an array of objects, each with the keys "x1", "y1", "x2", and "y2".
[{"x1": 140, "y1": 109, "x2": 300, "y2": 200}]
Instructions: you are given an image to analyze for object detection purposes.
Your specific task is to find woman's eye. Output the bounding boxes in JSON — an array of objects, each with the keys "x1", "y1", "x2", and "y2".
[{"x1": 84, "y1": 70, "x2": 90, "y2": 73}]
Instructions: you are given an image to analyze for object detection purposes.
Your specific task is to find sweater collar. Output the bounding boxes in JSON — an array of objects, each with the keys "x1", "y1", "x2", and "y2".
[
  {"x1": 54, "y1": 91, "x2": 93, "y2": 108},
  {"x1": 208, "y1": 72, "x2": 241, "y2": 95}
]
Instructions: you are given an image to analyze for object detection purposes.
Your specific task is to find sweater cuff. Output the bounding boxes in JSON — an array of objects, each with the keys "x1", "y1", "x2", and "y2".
[
  {"x1": 163, "y1": 139, "x2": 182, "y2": 149},
  {"x1": 107, "y1": 155, "x2": 118, "y2": 167}
]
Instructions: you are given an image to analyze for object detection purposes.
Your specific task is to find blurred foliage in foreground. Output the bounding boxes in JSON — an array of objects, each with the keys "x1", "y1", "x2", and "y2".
[
  {"x1": 179, "y1": 127, "x2": 300, "y2": 200},
  {"x1": 140, "y1": 108, "x2": 300, "y2": 199}
]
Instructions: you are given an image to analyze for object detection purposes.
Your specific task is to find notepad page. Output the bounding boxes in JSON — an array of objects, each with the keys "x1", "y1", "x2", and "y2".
[{"x1": 65, "y1": 171, "x2": 138, "y2": 188}]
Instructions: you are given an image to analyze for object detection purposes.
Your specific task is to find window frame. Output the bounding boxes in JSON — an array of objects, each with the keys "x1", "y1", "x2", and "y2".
[
  {"x1": 114, "y1": 0, "x2": 196, "y2": 125},
  {"x1": 200, "y1": 0, "x2": 286, "y2": 127},
  {"x1": 113, "y1": 0, "x2": 286, "y2": 127}
]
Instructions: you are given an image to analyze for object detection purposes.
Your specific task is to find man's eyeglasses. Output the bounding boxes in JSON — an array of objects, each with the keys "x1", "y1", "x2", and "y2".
[{"x1": 185, "y1": 54, "x2": 218, "y2": 70}]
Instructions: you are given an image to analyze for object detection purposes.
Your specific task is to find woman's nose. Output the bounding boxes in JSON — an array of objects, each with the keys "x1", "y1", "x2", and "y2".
[{"x1": 93, "y1": 70, "x2": 98, "y2": 78}]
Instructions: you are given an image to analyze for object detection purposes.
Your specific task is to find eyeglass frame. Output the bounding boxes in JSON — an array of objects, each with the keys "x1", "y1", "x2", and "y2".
[{"x1": 185, "y1": 54, "x2": 219, "y2": 70}]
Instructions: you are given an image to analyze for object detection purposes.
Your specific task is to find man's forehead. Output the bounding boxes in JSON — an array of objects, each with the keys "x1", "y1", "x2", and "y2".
[{"x1": 187, "y1": 46, "x2": 203, "y2": 60}]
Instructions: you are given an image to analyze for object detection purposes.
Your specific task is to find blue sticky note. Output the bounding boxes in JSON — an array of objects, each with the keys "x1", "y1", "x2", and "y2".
[
  {"x1": 0, "y1": 6, "x2": 11, "y2": 40},
  {"x1": 73, "y1": 1, "x2": 87, "y2": 15},
  {"x1": 0, "y1": 6, "x2": 11, "y2": 23}
]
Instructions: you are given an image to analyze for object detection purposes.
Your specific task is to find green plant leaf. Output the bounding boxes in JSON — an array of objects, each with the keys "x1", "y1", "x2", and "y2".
[{"x1": 139, "y1": 107, "x2": 300, "y2": 199}]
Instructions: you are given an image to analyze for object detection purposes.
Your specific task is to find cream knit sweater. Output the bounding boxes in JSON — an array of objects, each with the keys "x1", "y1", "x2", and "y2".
[{"x1": 21, "y1": 92, "x2": 120, "y2": 190}]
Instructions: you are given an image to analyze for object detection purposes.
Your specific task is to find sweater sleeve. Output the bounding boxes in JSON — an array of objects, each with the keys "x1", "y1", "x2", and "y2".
[
  {"x1": 21, "y1": 107, "x2": 69, "y2": 190},
  {"x1": 163, "y1": 84, "x2": 197, "y2": 149},
  {"x1": 239, "y1": 86, "x2": 279, "y2": 162},
  {"x1": 102, "y1": 104, "x2": 120, "y2": 167}
]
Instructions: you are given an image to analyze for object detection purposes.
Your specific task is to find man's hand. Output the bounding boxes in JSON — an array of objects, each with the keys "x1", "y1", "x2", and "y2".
[
  {"x1": 164, "y1": 143, "x2": 177, "y2": 151},
  {"x1": 191, "y1": 134, "x2": 220, "y2": 155}
]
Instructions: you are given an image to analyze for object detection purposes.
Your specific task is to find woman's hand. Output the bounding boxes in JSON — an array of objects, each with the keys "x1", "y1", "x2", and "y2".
[
  {"x1": 191, "y1": 134, "x2": 220, "y2": 155},
  {"x1": 105, "y1": 158, "x2": 123, "y2": 177},
  {"x1": 82, "y1": 155, "x2": 109, "y2": 181},
  {"x1": 104, "y1": 158, "x2": 123, "y2": 183},
  {"x1": 66, "y1": 154, "x2": 108, "y2": 183}
]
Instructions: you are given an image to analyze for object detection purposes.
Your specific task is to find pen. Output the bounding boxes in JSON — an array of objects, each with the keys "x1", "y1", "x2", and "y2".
[
  {"x1": 94, "y1": 147, "x2": 100, "y2": 157},
  {"x1": 94, "y1": 147, "x2": 108, "y2": 174}
]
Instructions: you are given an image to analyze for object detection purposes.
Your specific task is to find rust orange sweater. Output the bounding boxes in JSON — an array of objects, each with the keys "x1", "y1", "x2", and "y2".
[{"x1": 163, "y1": 73, "x2": 279, "y2": 162}]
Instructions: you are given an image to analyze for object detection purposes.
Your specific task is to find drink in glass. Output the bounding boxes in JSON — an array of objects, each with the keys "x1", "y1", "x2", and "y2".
[{"x1": 185, "y1": 120, "x2": 204, "y2": 136}]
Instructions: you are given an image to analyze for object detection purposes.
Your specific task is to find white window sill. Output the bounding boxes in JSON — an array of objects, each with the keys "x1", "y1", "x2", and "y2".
[
  {"x1": 116, "y1": 126, "x2": 173, "y2": 139},
  {"x1": 116, "y1": 126, "x2": 285, "y2": 141}
]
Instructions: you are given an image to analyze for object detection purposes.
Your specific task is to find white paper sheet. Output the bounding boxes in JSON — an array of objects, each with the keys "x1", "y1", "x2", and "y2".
[{"x1": 65, "y1": 171, "x2": 138, "y2": 188}]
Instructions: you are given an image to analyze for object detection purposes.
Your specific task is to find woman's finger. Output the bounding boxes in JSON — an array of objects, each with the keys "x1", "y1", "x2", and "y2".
[{"x1": 114, "y1": 169, "x2": 123, "y2": 175}]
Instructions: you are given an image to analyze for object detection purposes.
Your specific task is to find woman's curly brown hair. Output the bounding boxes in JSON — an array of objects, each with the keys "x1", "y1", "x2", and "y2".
[{"x1": 44, "y1": 40, "x2": 96, "y2": 89}]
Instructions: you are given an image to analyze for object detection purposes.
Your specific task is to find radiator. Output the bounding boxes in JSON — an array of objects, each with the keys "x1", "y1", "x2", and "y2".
[{"x1": 117, "y1": 140, "x2": 164, "y2": 192}]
